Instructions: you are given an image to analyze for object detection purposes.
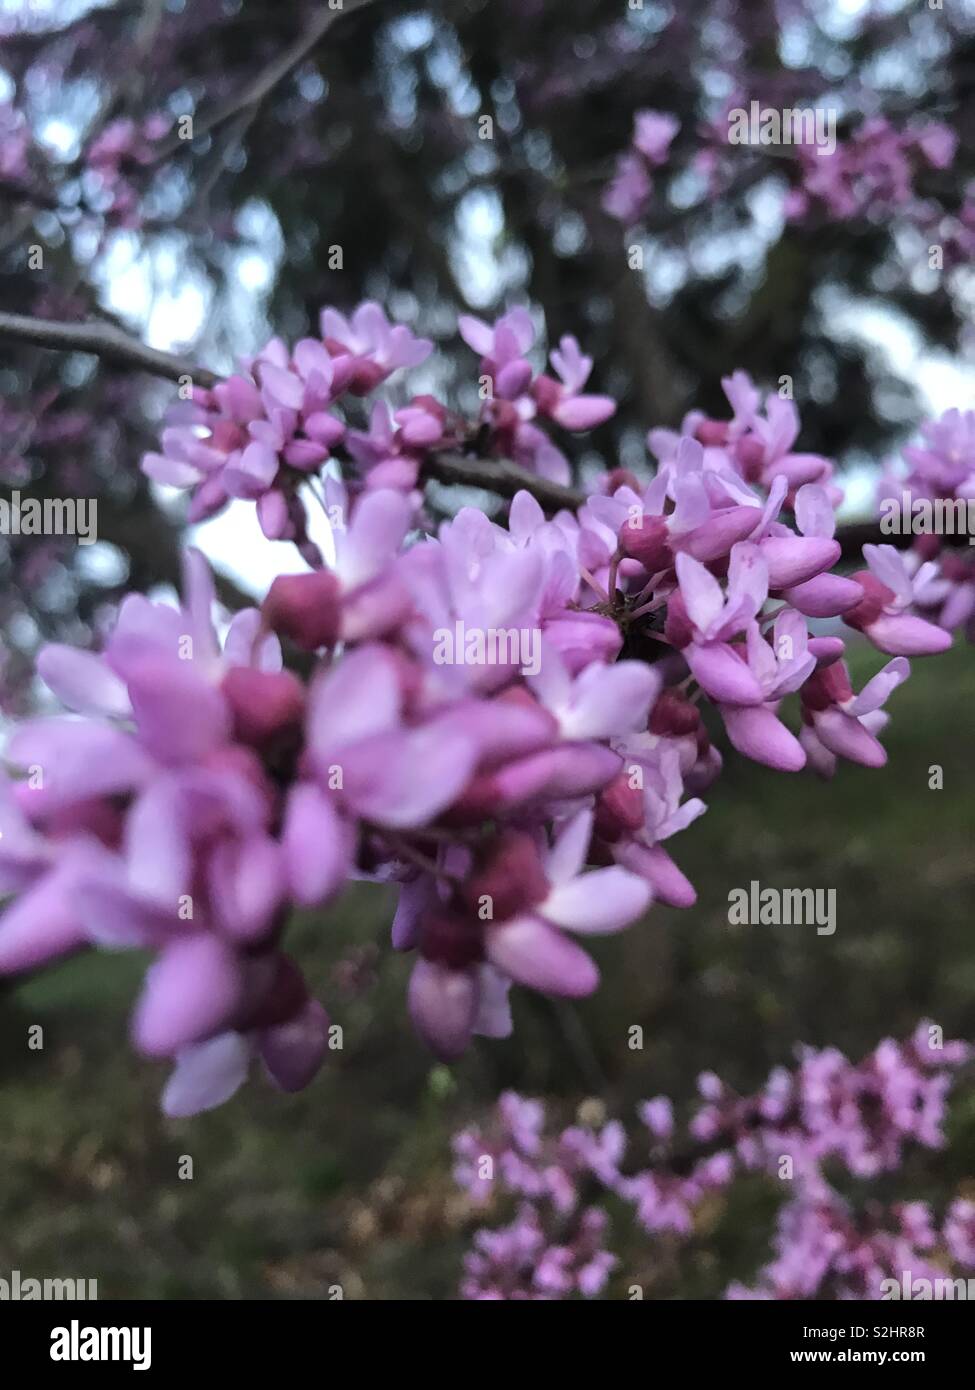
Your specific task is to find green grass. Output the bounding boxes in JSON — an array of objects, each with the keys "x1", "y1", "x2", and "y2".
[{"x1": 2, "y1": 642, "x2": 973, "y2": 1298}]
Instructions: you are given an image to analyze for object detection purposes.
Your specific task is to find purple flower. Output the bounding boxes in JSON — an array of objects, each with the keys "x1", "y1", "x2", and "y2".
[
  {"x1": 459, "y1": 307, "x2": 536, "y2": 399},
  {"x1": 320, "y1": 301, "x2": 432, "y2": 390},
  {"x1": 846, "y1": 544, "x2": 953, "y2": 656},
  {"x1": 668, "y1": 544, "x2": 769, "y2": 705},
  {"x1": 533, "y1": 336, "x2": 617, "y2": 431},
  {"x1": 800, "y1": 651, "x2": 911, "y2": 773},
  {"x1": 633, "y1": 110, "x2": 679, "y2": 165},
  {"x1": 601, "y1": 152, "x2": 652, "y2": 225}
]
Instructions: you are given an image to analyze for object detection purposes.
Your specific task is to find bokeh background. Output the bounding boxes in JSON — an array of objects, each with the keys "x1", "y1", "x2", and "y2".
[{"x1": 1, "y1": 0, "x2": 974, "y2": 1298}]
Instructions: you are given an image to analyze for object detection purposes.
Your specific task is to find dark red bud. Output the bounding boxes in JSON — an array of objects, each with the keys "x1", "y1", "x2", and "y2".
[
  {"x1": 734, "y1": 436, "x2": 765, "y2": 481},
  {"x1": 222, "y1": 667, "x2": 306, "y2": 747},
  {"x1": 463, "y1": 829, "x2": 550, "y2": 922},
  {"x1": 45, "y1": 798, "x2": 125, "y2": 848},
  {"x1": 842, "y1": 571, "x2": 896, "y2": 633},
  {"x1": 594, "y1": 773, "x2": 645, "y2": 842},
  {"x1": 263, "y1": 570, "x2": 342, "y2": 650},
  {"x1": 345, "y1": 360, "x2": 387, "y2": 395},
  {"x1": 942, "y1": 550, "x2": 974, "y2": 582},
  {"x1": 618, "y1": 513, "x2": 672, "y2": 573},
  {"x1": 419, "y1": 910, "x2": 484, "y2": 970},
  {"x1": 239, "y1": 954, "x2": 308, "y2": 1030},
  {"x1": 531, "y1": 374, "x2": 562, "y2": 414},
  {"x1": 801, "y1": 660, "x2": 854, "y2": 712},
  {"x1": 914, "y1": 533, "x2": 942, "y2": 563},
  {"x1": 649, "y1": 688, "x2": 702, "y2": 738}
]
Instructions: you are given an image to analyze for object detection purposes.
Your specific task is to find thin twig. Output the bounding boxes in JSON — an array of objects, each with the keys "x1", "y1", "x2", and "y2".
[{"x1": 149, "y1": 0, "x2": 382, "y2": 164}]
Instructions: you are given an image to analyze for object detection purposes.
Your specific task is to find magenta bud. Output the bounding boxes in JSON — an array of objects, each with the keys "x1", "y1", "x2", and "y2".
[
  {"x1": 801, "y1": 660, "x2": 854, "y2": 712},
  {"x1": 841, "y1": 571, "x2": 895, "y2": 633},
  {"x1": 782, "y1": 574, "x2": 863, "y2": 618},
  {"x1": 463, "y1": 830, "x2": 550, "y2": 922},
  {"x1": 594, "y1": 773, "x2": 645, "y2": 842},
  {"x1": 605, "y1": 467, "x2": 642, "y2": 494},
  {"x1": 618, "y1": 513, "x2": 672, "y2": 572},
  {"x1": 721, "y1": 705, "x2": 806, "y2": 773},
  {"x1": 304, "y1": 412, "x2": 346, "y2": 447},
  {"x1": 418, "y1": 910, "x2": 484, "y2": 970},
  {"x1": 649, "y1": 688, "x2": 701, "y2": 737},
  {"x1": 263, "y1": 570, "x2": 342, "y2": 650},
  {"x1": 283, "y1": 439, "x2": 329, "y2": 470},
  {"x1": 222, "y1": 667, "x2": 306, "y2": 746},
  {"x1": 695, "y1": 419, "x2": 729, "y2": 446},
  {"x1": 408, "y1": 959, "x2": 477, "y2": 1061},
  {"x1": 761, "y1": 535, "x2": 841, "y2": 589}
]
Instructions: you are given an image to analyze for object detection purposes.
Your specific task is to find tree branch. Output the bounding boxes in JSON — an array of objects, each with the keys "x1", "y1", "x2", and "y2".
[
  {"x1": 423, "y1": 450, "x2": 585, "y2": 512},
  {"x1": 0, "y1": 311, "x2": 218, "y2": 387}
]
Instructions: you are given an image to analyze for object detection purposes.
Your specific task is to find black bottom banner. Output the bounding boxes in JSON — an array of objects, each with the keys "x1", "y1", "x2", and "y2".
[{"x1": 0, "y1": 1297, "x2": 969, "y2": 1373}]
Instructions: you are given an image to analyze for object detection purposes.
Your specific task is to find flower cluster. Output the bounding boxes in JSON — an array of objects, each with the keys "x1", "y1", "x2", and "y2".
[
  {"x1": 603, "y1": 99, "x2": 975, "y2": 267},
  {"x1": 144, "y1": 303, "x2": 616, "y2": 547},
  {"x1": 784, "y1": 118, "x2": 972, "y2": 254},
  {"x1": 452, "y1": 1024, "x2": 972, "y2": 1299},
  {"x1": 874, "y1": 409, "x2": 975, "y2": 646},
  {"x1": 601, "y1": 109, "x2": 679, "y2": 227},
  {"x1": 0, "y1": 305, "x2": 958, "y2": 1114},
  {"x1": 143, "y1": 302, "x2": 434, "y2": 550},
  {"x1": 731, "y1": 1192, "x2": 975, "y2": 1301},
  {"x1": 82, "y1": 113, "x2": 172, "y2": 229}
]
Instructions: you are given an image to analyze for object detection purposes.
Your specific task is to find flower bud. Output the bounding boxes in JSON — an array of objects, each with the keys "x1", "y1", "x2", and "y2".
[
  {"x1": 222, "y1": 667, "x2": 306, "y2": 746},
  {"x1": 463, "y1": 830, "x2": 549, "y2": 922},
  {"x1": 618, "y1": 513, "x2": 672, "y2": 573},
  {"x1": 419, "y1": 909, "x2": 485, "y2": 969},
  {"x1": 263, "y1": 570, "x2": 342, "y2": 650},
  {"x1": 695, "y1": 419, "x2": 729, "y2": 446},
  {"x1": 594, "y1": 773, "x2": 645, "y2": 842},
  {"x1": 604, "y1": 467, "x2": 642, "y2": 495},
  {"x1": 649, "y1": 688, "x2": 701, "y2": 737},
  {"x1": 842, "y1": 570, "x2": 896, "y2": 632}
]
